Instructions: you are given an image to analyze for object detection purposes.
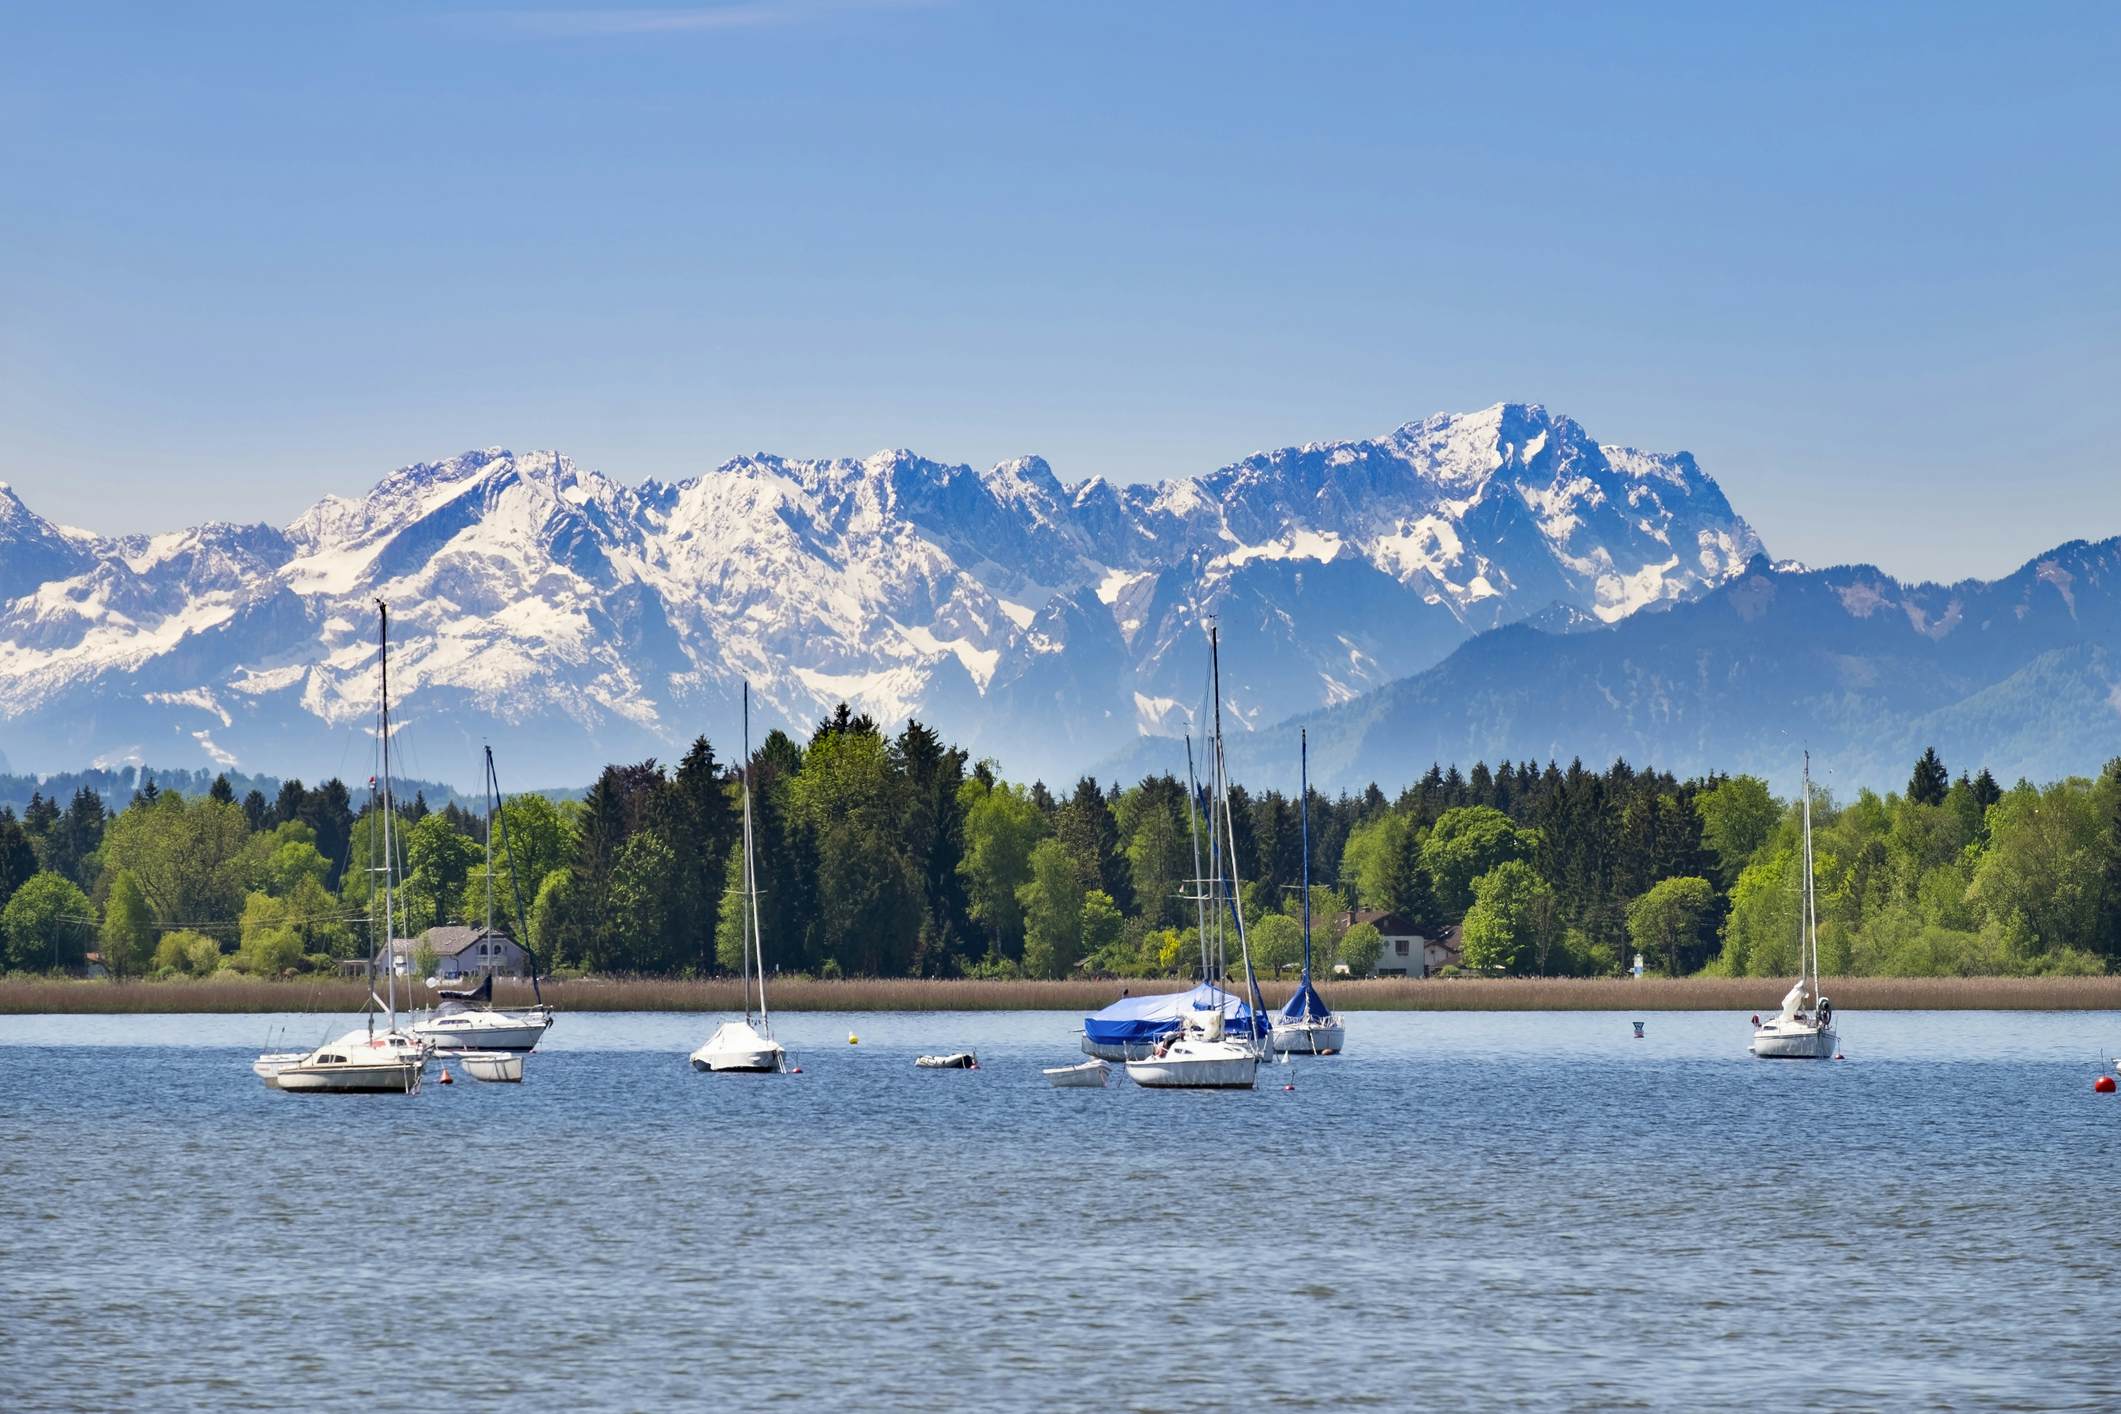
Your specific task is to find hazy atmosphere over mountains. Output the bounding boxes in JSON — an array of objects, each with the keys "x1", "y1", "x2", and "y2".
[{"x1": 0, "y1": 403, "x2": 2111, "y2": 794}]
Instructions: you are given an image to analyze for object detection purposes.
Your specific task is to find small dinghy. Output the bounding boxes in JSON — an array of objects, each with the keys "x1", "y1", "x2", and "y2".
[
  {"x1": 445, "y1": 1050, "x2": 524, "y2": 1083},
  {"x1": 915, "y1": 1052, "x2": 978, "y2": 1069},
  {"x1": 1043, "y1": 1059, "x2": 1108, "y2": 1088}
]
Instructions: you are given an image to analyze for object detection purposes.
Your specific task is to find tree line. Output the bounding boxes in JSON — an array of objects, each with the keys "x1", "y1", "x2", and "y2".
[{"x1": 1, "y1": 720, "x2": 2116, "y2": 983}]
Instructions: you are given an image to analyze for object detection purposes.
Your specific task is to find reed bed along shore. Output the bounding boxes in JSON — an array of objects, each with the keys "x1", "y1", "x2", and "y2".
[{"x1": 3, "y1": 973, "x2": 2119, "y2": 1015}]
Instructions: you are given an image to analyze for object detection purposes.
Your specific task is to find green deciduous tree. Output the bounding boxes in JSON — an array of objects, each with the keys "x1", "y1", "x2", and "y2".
[
  {"x1": 1423, "y1": 806, "x2": 1541, "y2": 917},
  {"x1": 101, "y1": 870, "x2": 156, "y2": 979},
  {"x1": 1459, "y1": 861, "x2": 1557, "y2": 974},
  {"x1": 1696, "y1": 775, "x2": 1779, "y2": 887},
  {"x1": 1335, "y1": 921, "x2": 1383, "y2": 976},
  {"x1": 1626, "y1": 875, "x2": 1718, "y2": 977},
  {"x1": 958, "y1": 777, "x2": 1046, "y2": 961},
  {"x1": 1018, "y1": 837, "x2": 1086, "y2": 979},
  {"x1": 2, "y1": 871, "x2": 94, "y2": 971}
]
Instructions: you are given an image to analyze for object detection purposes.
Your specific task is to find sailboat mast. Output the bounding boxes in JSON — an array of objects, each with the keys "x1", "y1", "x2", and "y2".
[
  {"x1": 744, "y1": 682, "x2": 770, "y2": 1032},
  {"x1": 1208, "y1": 626, "x2": 1228, "y2": 983},
  {"x1": 1801, "y1": 751, "x2": 1819, "y2": 996},
  {"x1": 377, "y1": 599, "x2": 397, "y2": 1030},
  {"x1": 1183, "y1": 735, "x2": 1211, "y2": 982},
  {"x1": 483, "y1": 745, "x2": 495, "y2": 941},
  {"x1": 738, "y1": 684, "x2": 754, "y2": 1022},
  {"x1": 487, "y1": 747, "x2": 544, "y2": 1006},
  {"x1": 1299, "y1": 728, "x2": 1312, "y2": 983}
]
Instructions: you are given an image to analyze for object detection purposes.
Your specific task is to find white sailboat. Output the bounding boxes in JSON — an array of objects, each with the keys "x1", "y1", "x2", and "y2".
[
  {"x1": 1269, "y1": 728, "x2": 1346, "y2": 1056},
  {"x1": 273, "y1": 600, "x2": 431, "y2": 1095},
  {"x1": 691, "y1": 683, "x2": 789, "y2": 1074},
  {"x1": 1128, "y1": 627, "x2": 1263, "y2": 1091},
  {"x1": 411, "y1": 745, "x2": 555, "y2": 1054},
  {"x1": 1751, "y1": 751, "x2": 1839, "y2": 1060}
]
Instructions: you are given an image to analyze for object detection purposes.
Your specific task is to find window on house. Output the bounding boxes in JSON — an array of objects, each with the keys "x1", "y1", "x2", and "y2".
[{"x1": 1395, "y1": 939, "x2": 1409, "y2": 956}]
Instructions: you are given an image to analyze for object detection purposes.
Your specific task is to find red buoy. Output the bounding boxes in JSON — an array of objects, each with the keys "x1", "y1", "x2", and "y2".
[
  {"x1": 2095, "y1": 1075, "x2": 2115, "y2": 1094},
  {"x1": 1282, "y1": 1084, "x2": 1295, "y2": 1092},
  {"x1": 1750, "y1": 1014, "x2": 1761, "y2": 1027},
  {"x1": 790, "y1": 1067, "x2": 802, "y2": 1074},
  {"x1": 439, "y1": 1069, "x2": 453, "y2": 1085}
]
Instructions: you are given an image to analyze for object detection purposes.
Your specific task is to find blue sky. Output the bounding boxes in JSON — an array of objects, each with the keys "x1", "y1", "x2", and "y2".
[{"x1": 2, "y1": 1, "x2": 2115, "y2": 581}]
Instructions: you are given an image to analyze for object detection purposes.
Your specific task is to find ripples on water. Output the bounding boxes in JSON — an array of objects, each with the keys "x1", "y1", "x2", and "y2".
[{"x1": 2, "y1": 1010, "x2": 2118, "y2": 1411}]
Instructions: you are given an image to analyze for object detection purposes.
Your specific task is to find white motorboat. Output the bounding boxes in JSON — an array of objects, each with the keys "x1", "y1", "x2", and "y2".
[
  {"x1": 1044, "y1": 1059, "x2": 1108, "y2": 1088},
  {"x1": 447, "y1": 1050, "x2": 524, "y2": 1083},
  {"x1": 1268, "y1": 728, "x2": 1346, "y2": 1058},
  {"x1": 1126, "y1": 1008, "x2": 1260, "y2": 1090},
  {"x1": 690, "y1": 1018, "x2": 786, "y2": 1073},
  {"x1": 1751, "y1": 751, "x2": 1840, "y2": 1061},
  {"x1": 689, "y1": 684, "x2": 790, "y2": 1077},
  {"x1": 275, "y1": 1026, "x2": 428, "y2": 1094},
  {"x1": 915, "y1": 1051, "x2": 978, "y2": 1069}
]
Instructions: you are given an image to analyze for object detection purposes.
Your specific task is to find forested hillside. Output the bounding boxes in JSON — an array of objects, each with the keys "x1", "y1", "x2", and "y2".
[{"x1": 1, "y1": 711, "x2": 2115, "y2": 982}]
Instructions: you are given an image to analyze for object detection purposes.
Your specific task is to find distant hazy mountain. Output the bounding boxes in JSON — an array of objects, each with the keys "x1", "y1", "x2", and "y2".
[
  {"x1": 1196, "y1": 540, "x2": 2121, "y2": 796},
  {"x1": 0, "y1": 404, "x2": 1762, "y2": 786}
]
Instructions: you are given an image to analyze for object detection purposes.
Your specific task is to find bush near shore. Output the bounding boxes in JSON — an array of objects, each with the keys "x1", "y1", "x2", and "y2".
[{"x1": 4, "y1": 973, "x2": 2120, "y2": 1014}]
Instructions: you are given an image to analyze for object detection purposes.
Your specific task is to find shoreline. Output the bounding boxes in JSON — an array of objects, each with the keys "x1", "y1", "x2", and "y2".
[{"x1": 2, "y1": 974, "x2": 2117, "y2": 1014}]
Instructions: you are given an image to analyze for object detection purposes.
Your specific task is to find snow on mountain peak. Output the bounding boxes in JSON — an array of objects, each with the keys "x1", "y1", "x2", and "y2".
[{"x1": 0, "y1": 405, "x2": 1764, "y2": 784}]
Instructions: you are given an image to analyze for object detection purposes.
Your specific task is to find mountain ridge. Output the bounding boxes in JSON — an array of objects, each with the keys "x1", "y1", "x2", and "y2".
[{"x1": 0, "y1": 403, "x2": 1767, "y2": 785}]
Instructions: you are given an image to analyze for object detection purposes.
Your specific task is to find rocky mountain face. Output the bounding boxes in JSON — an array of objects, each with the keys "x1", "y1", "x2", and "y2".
[
  {"x1": 1226, "y1": 539, "x2": 2121, "y2": 796},
  {"x1": 0, "y1": 404, "x2": 1764, "y2": 786}
]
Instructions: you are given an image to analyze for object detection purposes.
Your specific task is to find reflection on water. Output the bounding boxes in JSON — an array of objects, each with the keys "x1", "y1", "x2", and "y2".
[{"x1": 3, "y1": 1010, "x2": 2118, "y2": 1410}]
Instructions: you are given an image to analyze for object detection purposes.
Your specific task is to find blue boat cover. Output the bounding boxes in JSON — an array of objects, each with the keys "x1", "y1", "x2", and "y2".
[
  {"x1": 1083, "y1": 983, "x2": 1259, "y2": 1046},
  {"x1": 1281, "y1": 977, "x2": 1333, "y2": 1022}
]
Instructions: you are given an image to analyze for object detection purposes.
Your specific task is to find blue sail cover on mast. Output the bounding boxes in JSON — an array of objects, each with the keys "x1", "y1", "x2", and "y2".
[
  {"x1": 1280, "y1": 977, "x2": 1333, "y2": 1022},
  {"x1": 1083, "y1": 983, "x2": 1261, "y2": 1048}
]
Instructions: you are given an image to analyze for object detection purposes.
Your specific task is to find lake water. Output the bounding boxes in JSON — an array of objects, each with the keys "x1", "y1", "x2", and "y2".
[{"x1": 3, "y1": 1009, "x2": 2118, "y2": 1411}]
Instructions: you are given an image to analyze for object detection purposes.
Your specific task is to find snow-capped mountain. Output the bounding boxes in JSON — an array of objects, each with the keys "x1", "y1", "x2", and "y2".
[{"x1": 0, "y1": 404, "x2": 1763, "y2": 786}]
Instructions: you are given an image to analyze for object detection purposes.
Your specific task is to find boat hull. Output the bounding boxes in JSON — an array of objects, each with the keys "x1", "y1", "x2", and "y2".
[
  {"x1": 275, "y1": 1061, "x2": 421, "y2": 1094},
  {"x1": 1268, "y1": 1020, "x2": 1346, "y2": 1055},
  {"x1": 691, "y1": 1050, "x2": 783, "y2": 1073},
  {"x1": 1045, "y1": 1060, "x2": 1108, "y2": 1088},
  {"x1": 411, "y1": 1012, "x2": 553, "y2": 1053},
  {"x1": 1750, "y1": 1024, "x2": 1838, "y2": 1059},
  {"x1": 452, "y1": 1051, "x2": 524, "y2": 1082},
  {"x1": 1125, "y1": 1052, "x2": 1259, "y2": 1089}
]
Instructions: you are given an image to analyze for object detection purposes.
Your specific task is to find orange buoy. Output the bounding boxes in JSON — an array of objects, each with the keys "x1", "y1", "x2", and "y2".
[
  {"x1": 2095, "y1": 1075, "x2": 2115, "y2": 1094},
  {"x1": 439, "y1": 1069, "x2": 453, "y2": 1085}
]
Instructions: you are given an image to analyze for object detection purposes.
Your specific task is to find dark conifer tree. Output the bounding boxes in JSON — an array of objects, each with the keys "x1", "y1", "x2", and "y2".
[
  {"x1": 1058, "y1": 776, "x2": 1134, "y2": 914},
  {"x1": 209, "y1": 774, "x2": 235, "y2": 805},
  {"x1": 272, "y1": 778, "x2": 306, "y2": 826},
  {"x1": 1908, "y1": 747, "x2": 1950, "y2": 806},
  {"x1": 49, "y1": 788, "x2": 107, "y2": 887},
  {"x1": 0, "y1": 812, "x2": 36, "y2": 914},
  {"x1": 303, "y1": 779, "x2": 355, "y2": 887},
  {"x1": 242, "y1": 788, "x2": 269, "y2": 833},
  {"x1": 892, "y1": 719, "x2": 973, "y2": 974},
  {"x1": 22, "y1": 791, "x2": 58, "y2": 844}
]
